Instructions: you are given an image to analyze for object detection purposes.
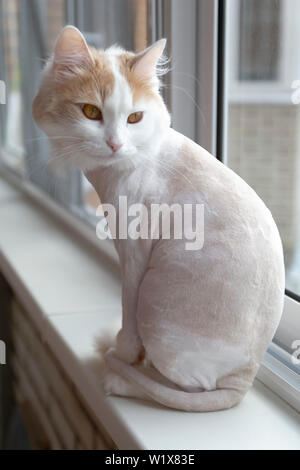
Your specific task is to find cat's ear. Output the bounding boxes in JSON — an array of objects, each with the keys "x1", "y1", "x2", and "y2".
[
  {"x1": 132, "y1": 39, "x2": 167, "y2": 81},
  {"x1": 53, "y1": 25, "x2": 94, "y2": 79}
]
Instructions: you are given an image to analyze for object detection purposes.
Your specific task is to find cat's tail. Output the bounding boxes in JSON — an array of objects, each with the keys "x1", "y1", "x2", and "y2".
[{"x1": 104, "y1": 349, "x2": 245, "y2": 412}]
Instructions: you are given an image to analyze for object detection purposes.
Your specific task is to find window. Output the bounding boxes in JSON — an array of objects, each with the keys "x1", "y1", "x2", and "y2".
[
  {"x1": 0, "y1": 0, "x2": 150, "y2": 217},
  {"x1": 223, "y1": 0, "x2": 300, "y2": 407},
  {"x1": 225, "y1": 0, "x2": 300, "y2": 300},
  {"x1": 0, "y1": 0, "x2": 299, "y2": 407},
  {"x1": 68, "y1": 0, "x2": 150, "y2": 218}
]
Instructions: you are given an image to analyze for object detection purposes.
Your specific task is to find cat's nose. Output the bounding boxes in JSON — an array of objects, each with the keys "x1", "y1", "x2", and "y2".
[{"x1": 106, "y1": 138, "x2": 123, "y2": 153}]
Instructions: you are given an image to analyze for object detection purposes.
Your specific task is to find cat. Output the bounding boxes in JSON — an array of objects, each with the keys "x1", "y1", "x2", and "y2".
[{"x1": 33, "y1": 26, "x2": 285, "y2": 412}]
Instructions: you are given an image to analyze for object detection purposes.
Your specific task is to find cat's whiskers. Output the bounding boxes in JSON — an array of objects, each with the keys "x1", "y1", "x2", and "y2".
[
  {"x1": 25, "y1": 143, "x2": 85, "y2": 181},
  {"x1": 162, "y1": 83, "x2": 206, "y2": 124},
  {"x1": 35, "y1": 56, "x2": 48, "y2": 65},
  {"x1": 142, "y1": 155, "x2": 169, "y2": 179},
  {"x1": 26, "y1": 135, "x2": 82, "y2": 143},
  {"x1": 162, "y1": 159, "x2": 197, "y2": 192},
  {"x1": 171, "y1": 70, "x2": 203, "y2": 88}
]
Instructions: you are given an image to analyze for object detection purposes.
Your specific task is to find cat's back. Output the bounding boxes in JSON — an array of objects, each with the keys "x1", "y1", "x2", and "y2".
[
  {"x1": 165, "y1": 129, "x2": 282, "y2": 249},
  {"x1": 157, "y1": 128, "x2": 285, "y2": 303}
]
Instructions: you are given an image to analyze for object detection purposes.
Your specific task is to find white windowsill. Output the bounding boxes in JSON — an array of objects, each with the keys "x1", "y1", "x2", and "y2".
[{"x1": 0, "y1": 174, "x2": 299, "y2": 450}]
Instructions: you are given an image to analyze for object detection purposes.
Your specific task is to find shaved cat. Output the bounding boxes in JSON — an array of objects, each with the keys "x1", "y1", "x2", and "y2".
[{"x1": 33, "y1": 26, "x2": 285, "y2": 411}]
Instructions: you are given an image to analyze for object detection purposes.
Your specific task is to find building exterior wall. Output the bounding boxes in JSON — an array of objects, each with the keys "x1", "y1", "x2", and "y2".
[{"x1": 228, "y1": 103, "x2": 300, "y2": 266}]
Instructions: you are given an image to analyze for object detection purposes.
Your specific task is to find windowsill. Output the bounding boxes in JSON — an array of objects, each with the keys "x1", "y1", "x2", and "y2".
[{"x1": 0, "y1": 174, "x2": 299, "y2": 450}]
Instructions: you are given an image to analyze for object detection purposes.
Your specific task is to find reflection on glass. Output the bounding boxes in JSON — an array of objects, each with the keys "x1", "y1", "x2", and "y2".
[
  {"x1": 81, "y1": 0, "x2": 149, "y2": 213},
  {"x1": 226, "y1": 0, "x2": 300, "y2": 297}
]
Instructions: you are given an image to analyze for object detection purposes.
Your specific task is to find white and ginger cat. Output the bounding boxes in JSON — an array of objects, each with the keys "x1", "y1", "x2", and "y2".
[{"x1": 33, "y1": 26, "x2": 285, "y2": 412}]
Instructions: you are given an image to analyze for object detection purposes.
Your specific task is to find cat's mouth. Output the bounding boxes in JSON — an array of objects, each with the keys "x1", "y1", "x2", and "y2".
[
  {"x1": 82, "y1": 141, "x2": 125, "y2": 158},
  {"x1": 109, "y1": 150, "x2": 122, "y2": 158}
]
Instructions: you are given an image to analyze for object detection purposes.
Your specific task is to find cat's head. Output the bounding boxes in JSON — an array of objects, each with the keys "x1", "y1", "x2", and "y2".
[{"x1": 33, "y1": 26, "x2": 170, "y2": 171}]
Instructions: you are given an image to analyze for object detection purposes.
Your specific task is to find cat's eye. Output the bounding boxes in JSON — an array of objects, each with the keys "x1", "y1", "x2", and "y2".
[
  {"x1": 82, "y1": 104, "x2": 103, "y2": 121},
  {"x1": 127, "y1": 112, "x2": 143, "y2": 124}
]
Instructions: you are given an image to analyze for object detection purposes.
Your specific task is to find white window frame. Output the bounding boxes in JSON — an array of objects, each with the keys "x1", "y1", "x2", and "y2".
[
  {"x1": 159, "y1": 0, "x2": 219, "y2": 155},
  {"x1": 257, "y1": 341, "x2": 300, "y2": 412}
]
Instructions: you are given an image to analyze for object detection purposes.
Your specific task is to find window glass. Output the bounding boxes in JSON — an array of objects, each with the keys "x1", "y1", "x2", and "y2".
[
  {"x1": 0, "y1": 0, "x2": 150, "y2": 215},
  {"x1": 77, "y1": 0, "x2": 149, "y2": 215},
  {"x1": 226, "y1": 0, "x2": 300, "y2": 297},
  {"x1": 238, "y1": 0, "x2": 281, "y2": 81}
]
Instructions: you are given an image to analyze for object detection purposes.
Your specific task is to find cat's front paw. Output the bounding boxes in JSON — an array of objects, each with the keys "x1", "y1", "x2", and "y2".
[{"x1": 115, "y1": 329, "x2": 144, "y2": 364}]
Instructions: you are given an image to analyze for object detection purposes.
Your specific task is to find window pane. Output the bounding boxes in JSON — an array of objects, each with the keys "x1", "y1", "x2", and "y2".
[
  {"x1": 225, "y1": 0, "x2": 300, "y2": 297},
  {"x1": 0, "y1": 0, "x2": 82, "y2": 207},
  {"x1": 238, "y1": 0, "x2": 281, "y2": 81},
  {"x1": 77, "y1": 0, "x2": 150, "y2": 216},
  {"x1": 78, "y1": 0, "x2": 148, "y2": 51},
  {"x1": 0, "y1": 0, "x2": 151, "y2": 218}
]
